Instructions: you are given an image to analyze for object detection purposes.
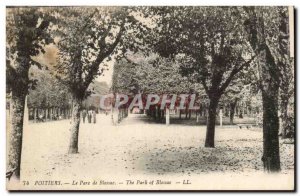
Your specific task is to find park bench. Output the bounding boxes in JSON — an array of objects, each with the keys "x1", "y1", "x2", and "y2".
[{"x1": 236, "y1": 124, "x2": 255, "y2": 129}]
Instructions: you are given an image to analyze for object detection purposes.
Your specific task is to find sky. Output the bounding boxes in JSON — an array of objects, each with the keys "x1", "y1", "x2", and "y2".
[
  {"x1": 95, "y1": 59, "x2": 114, "y2": 86},
  {"x1": 34, "y1": 44, "x2": 114, "y2": 87}
]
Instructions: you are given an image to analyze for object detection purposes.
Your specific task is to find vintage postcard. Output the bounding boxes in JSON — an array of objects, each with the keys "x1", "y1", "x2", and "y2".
[{"x1": 6, "y1": 6, "x2": 295, "y2": 191}]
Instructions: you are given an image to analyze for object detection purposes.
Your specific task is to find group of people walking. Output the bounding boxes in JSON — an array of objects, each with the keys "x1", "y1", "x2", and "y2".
[{"x1": 81, "y1": 109, "x2": 96, "y2": 124}]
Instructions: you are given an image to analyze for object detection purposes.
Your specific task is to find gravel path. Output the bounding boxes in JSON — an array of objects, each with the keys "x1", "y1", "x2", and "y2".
[{"x1": 16, "y1": 113, "x2": 294, "y2": 190}]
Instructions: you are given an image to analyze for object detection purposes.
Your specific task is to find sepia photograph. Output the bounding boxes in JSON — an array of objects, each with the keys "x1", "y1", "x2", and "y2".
[{"x1": 5, "y1": 5, "x2": 295, "y2": 191}]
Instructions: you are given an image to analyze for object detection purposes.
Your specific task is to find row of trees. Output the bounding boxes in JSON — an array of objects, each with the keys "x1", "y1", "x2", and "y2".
[
  {"x1": 152, "y1": 7, "x2": 294, "y2": 171},
  {"x1": 7, "y1": 8, "x2": 54, "y2": 178},
  {"x1": 26, "y1": 67, "x2": 72, "y2": 122},
  {"x1": 112, "y1": 53, "x2": 262, "y2": 124},
  {"x1": 6, "y1": 7, "x2": 150, "y2": 179},
  {"x1": 112, "y1": 7, "x2": 294, "y2": 171},
  {"x1": 27, "y1": 67, "x2": 71, "y2": 109}
]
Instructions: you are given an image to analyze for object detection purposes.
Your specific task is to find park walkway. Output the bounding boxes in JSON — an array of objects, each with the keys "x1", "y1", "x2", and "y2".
[{"x1": 18, "y1": 112, "x2": 294, "y2": 190}]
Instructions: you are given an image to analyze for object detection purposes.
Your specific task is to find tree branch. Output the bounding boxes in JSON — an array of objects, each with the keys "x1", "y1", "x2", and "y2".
[
  {"x1": 219, "y1": 54, "x2": 257, "y2": 94},
  {"x1": 200, "y1": 77, "x2": 209, "y2": 95},
  {"x1": 83, "y1": 21, "x2": 125, "y2": 89},
  {"x1": 58, "y1": 9, "x2": 98, "y2": 44},
  {"x1": 98, "y1": 24, "x2": 113, "y2": 49}
]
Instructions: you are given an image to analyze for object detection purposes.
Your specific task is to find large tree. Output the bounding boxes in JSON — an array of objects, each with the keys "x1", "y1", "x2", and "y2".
[
  {"x1": 27, "y1": 67, "x2": 71, "y2": 116},
  {"x1": 55, "y1": 7, "x2": 148, "y2": 153},
  {"x1": 279, "y1": 57, "x2": 294, "y2": 138},
  {"x1": 152, "y1": 7, "x2": 256, "y2": 147},
  {"x1": 242, "y1": 6, "x2": 293, "y2": 171},
  {"x1": 6, "y1": 7, "x2": 53, "y2": 179},
  {"x1": 277, "y1": 9, "x2": 294, "y2": 139}
]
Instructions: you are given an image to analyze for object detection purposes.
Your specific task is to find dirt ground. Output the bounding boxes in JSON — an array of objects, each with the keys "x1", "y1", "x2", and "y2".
[{"x1": 8, "y1": 113, "x2": 294, "y2": 190}]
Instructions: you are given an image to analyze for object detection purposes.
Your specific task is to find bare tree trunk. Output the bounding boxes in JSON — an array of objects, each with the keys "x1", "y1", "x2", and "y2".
[
  {"x1": 261, "y1": 47, "x2": 281, "y2": 172},
  {"x1": 33, "y1": 108, "x2": 37, "y2": 122},
  {"x1": 280, "y1": 99, "x2": 289, "y2": 138},
  {"x1": 166, "y1": 108, "x2": 170, "y2": 125},
  {"x1": 262, "y1": 89, "x2": 281, "y2": 171},
  {"x1": 195, "y1": 110, "x2": 198, "y2": 121},
  {"x1": 224, "y1": 105, "x2": 229, "y2": 117},
  {"x1": 157, "y1": 108, "x2": 161, "y2": 122},
  {"x1": 205, "y1": 98, "x2": 219, "y2": 148},
  {"x1": 276, "y1": 6, "x2": 292, "y2": 139},
  {"x1": 45, "y1": 108, "x2": 48, "y2": 121},
  {"x1": 245, "y1": 8, "x2": 282, "y2": 172},
  {"x1": 7, "y1": 90, "x2": 26, "y2": 179},
  {"x1": 199, "y1": 104, "x2": 203, "y2": 116},
  {"x1": 49, "y1": 107, "x2": 52, "y2": 120},
  {"x1": 153, "y1": 107, "x2": 157, "y2": 120},
  {"x1": 68, "y1": 97, "x2": 82, "y2": 154},
  {"x1": 229, "y1": 99, "x2": 238, "y2": 125},
  {"x1": 185, "y1": 107, "x2": 188, "y2": 119}
]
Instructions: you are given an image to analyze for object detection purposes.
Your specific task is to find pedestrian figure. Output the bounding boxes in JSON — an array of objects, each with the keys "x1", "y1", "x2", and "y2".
[
  {"x1": 93, "y1": 110, "x2": 96, "y2": 124},
  {"x1": 38, "y1": 113, "x2": 44, "y2": 122},
  {"x1": 88, "y1": 109, "x2": 93, "y2": 123},
  {"x1": 82, "y1": 109, "x2": 87, "y2": 123}
]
